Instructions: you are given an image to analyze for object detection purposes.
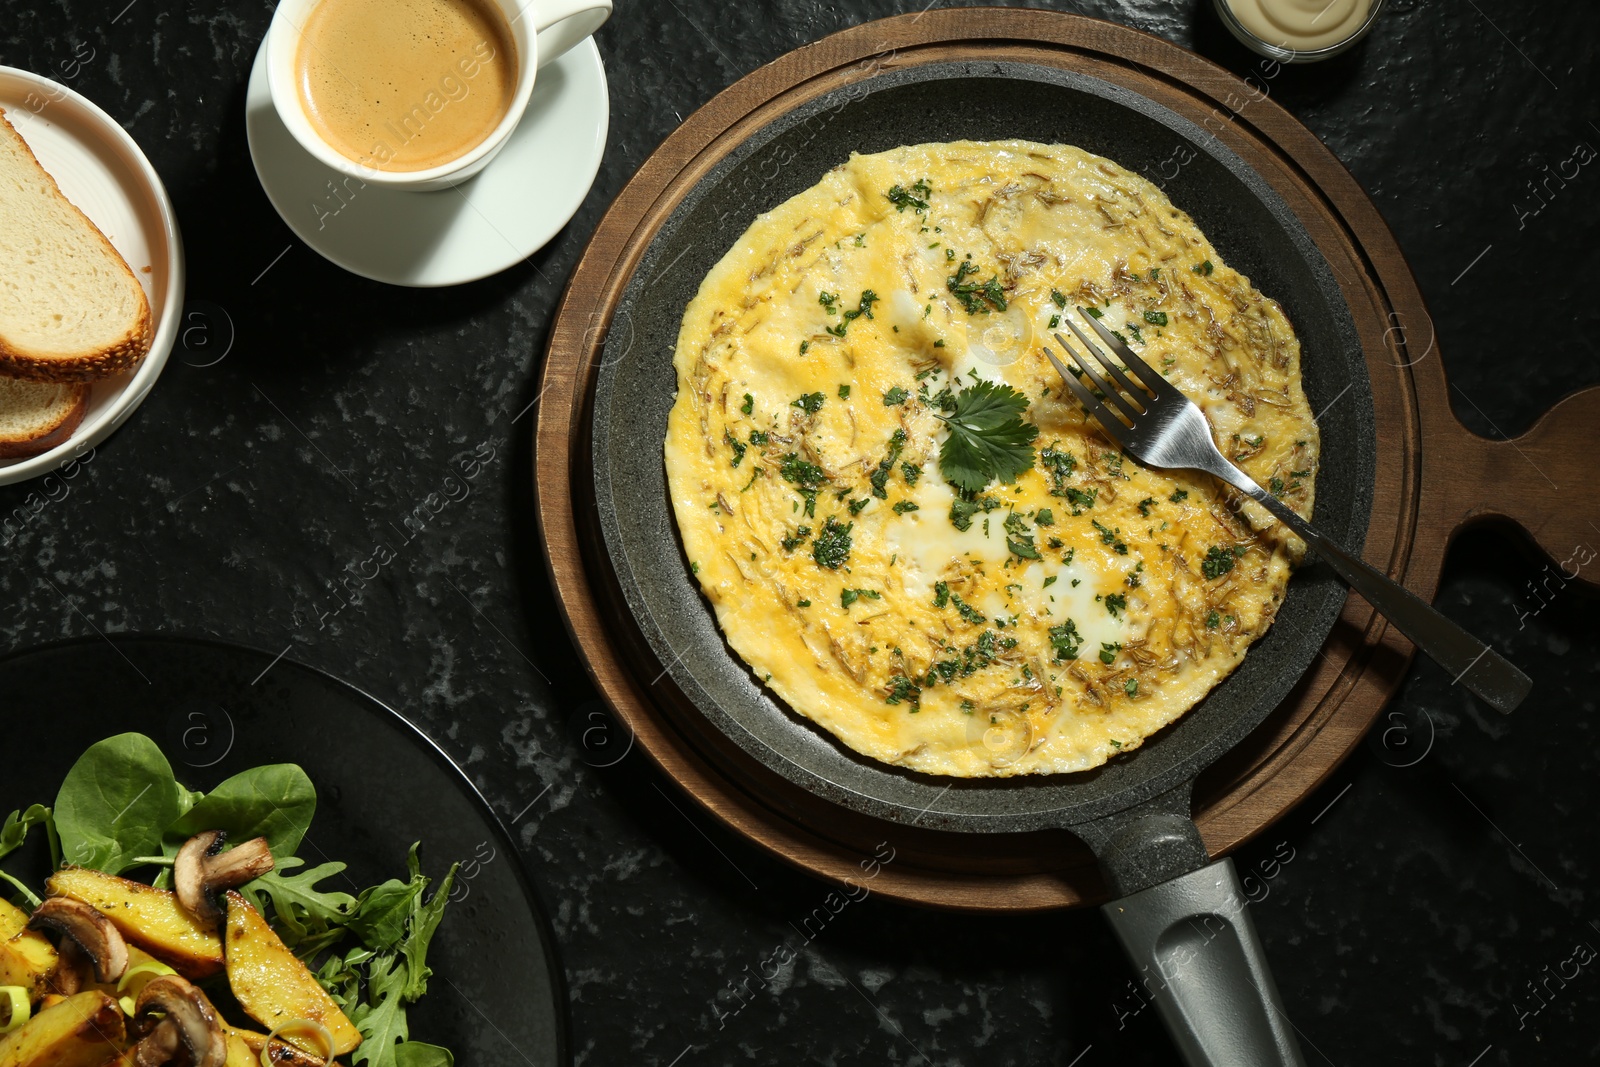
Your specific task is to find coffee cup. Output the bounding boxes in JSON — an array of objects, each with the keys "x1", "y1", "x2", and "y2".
[{"x1": 264, "y1": 0, "x2": 610, "y2": 192}]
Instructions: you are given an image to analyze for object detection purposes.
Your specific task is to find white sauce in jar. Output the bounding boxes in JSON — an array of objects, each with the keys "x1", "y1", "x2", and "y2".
[{"x1": 1226, "y1": 0, "x2": 1372, "y2": 51}]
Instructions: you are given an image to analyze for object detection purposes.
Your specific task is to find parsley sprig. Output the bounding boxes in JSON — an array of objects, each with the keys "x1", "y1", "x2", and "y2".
[{"x1": 935, "y1": 380, "x2": 1039, "y2": 494}]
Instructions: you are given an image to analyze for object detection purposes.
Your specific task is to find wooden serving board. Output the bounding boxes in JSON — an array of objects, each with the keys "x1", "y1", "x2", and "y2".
[{"x1": 533, "y1": 10, "x2": 1599, "y2": 910}]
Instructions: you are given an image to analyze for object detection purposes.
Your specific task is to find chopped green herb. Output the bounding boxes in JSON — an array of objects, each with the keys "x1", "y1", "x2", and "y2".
[
  {"x1": 837, "y1": 384, "x2": 851, "y2": 399},
  {"x1": 725, "y1": 430, "x2": 747, "y2": 468},
  {"x1": 870, "y1": 428, "x2": 908, "y2": 499},
  {"x1": 1150, "y1": 267, "x2": 1161, "y2": 280},
  {"x1": 797, "y1": 599, "x2": 810, "y2": 608},
  {"x1": 1035, "y1": 508, "x2": 1054, "y2": 526},
  {"x1": 1270, "y1": 476, "x2": 1285, "y2": 495},
  {"x1": 933, "y1": 581, "x2": 950, "y2": 608},
  {"x1": 1169, "y1": 488, "x2": 1188, "y2": 503},
  {"x1": 740, "y1": 394, "x2": 753, "y2": 416},
  {"x1": 848, "y1": 497, "x2": 870, "y2": 515},
  {"x1": 1126, "y1": 322, "x2": 1144, "y2": 344},
  {"x1": 1143, "y1": 310, "x2": 1168, "y2": 327},
  {"x1": 900, "y1": 462, "x2": 922, "y2": 486},
  {"x1": 1050, "y1": 289, "x2": 1068, "y2": 309},
  {"x1": 1205, "y1": 610, "x2": 1220, "y2": 629},
  {"x1": 791, "y1": 392, "x2": 825, "y2": 415},
  {"x1": 948, "y1": 492, "x2": 1000, "y2": 532},
  {"x1": 1093, "y1": 519, "x2": 1128, "y2": 554},
  {"x1": 1201, "y1": 545, "x2": 1237, "y2": 580},
  {"x1": 824, "y1": 290, "x2": 880, "y2": 338},
  {"x1": 1083, "y1": 306, "x2": 1103, "y2": 319},
  {"x1": 1105, "y1": 593, "x2": 1127, "y2": 619},
  {"x1": 1004, "y1": 511, "x2": 1040, "y2": 560},
  {"x1": 1124, "y1": 677, "x2": 1139, "y2": 697},
  {"x1": 780, "y1": 452, "x2": 826, "y2": 517},
  {"x1": 811, "y1": 516, "x2": 853, "y2": 569},
  {"x1": 819, "y1": 291, "x2": 840, "y2": 314},
  {"x1": 840, "y1": 588, "x2": 881, "y2": 609},
  {"x1": 1049, "y1": 619, "x2": 1083, "y2": 661},
  {"x1": 885, "y1": 178, "x2": 932, "y2": 214},
  {"x1": 883, "y1": 386, "x2": 910, "y2": 406},
  {"x1": 1099, "y1": 641, "x2": 1121, "y2": 665},
  {"x1": 1043, "y1": 575, "x2": 1057, "y2": 588},
  {"x1": 1137, "y1": 496, "x2": 1155, "y2": 517},
  {"x1": 892, "y1": 500, "x2": 920, "y2": 514},
  {"x1": 946, "y1": 259, "x2": 1007, "y2": 315},
  {"x1": 951, "y1": 593, "x2": 986, "y2": 626},
  {"x1": 749, "y1": 429, "x2": 769, "y2": 446},
  {"x1": 1192, "y1": 260, "x2": 1214, "y2": 276},
  {"x1": 885, "y1": 673, "x2": 922, "y2": 708},
  {"x1": 780, "y1": 525, "x2": 812, "y2": 552}
]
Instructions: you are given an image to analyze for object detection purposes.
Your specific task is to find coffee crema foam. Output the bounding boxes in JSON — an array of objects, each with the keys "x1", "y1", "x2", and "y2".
[{"x1": 295, "y1": 0, "x2": 517, "y2": 173}]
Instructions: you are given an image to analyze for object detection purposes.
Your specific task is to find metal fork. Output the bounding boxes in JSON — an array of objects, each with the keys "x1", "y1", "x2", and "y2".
[{"x1": 1048, "y1": 308, "x2": 1530, "y2": 714}]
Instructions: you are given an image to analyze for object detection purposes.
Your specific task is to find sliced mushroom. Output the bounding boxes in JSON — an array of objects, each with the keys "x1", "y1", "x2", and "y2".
[
  {"x1": 174, "y1": 832, "x2": 275, "y2": 926},
  {"x1": 132, "y1": 975, "x2": 227, "y2": 1067},
  {"x1": 28, "y1": 896, "x2": 129, "y2": 984}
]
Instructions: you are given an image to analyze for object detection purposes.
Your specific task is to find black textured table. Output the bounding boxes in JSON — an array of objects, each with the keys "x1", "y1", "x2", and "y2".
[{"x1": 3, "y1": 2, "x2": 1598, "y2": 1064}]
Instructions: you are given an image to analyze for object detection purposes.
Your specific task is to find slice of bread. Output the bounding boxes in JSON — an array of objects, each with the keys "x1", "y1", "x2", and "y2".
[
  {"x1": 0, "y1": 106, "x2": 152, "y2": 382},
  {"x1": 0, "y1": 375, "x2": 87, "y2": 458}
]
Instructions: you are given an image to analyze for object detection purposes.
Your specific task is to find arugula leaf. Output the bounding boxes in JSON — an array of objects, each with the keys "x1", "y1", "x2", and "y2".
[
  {"x1": 351, "y1": 953, "x2": 410, "y2": 1067},
  {"x1": 0, "y1": 804, "x2": 54, "y2": 864},
  {"x1": 241, "y1": 857, "x2": 358, "y2": 951},
  {"x1": 54, "y1": 734, "x2": 183, "y2": 874},
  {"x1": 935, "y1": 380, "x2": 1039, "y2": 493},
  {"x1": 164, "y1": 764, "x2": 317, "y2": 858},
  {"x1": 399, "y1": 849, "x2": 457, "y2": 999}
]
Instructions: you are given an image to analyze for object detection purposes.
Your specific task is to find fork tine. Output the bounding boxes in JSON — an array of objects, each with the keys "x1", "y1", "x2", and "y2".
[
  {"x1": 1043, "y1": 343, "x2": 1132, "y2": 448},
  {"x1": 1076, "y1": 307, "x2": 1172, "y2": 395},
  {"x1": 1063, "y1": 315, "x2": 1149, "y2": 409},
  {"x1": 1054, "y1": 329, "x2": 1141, "y2": 423}
]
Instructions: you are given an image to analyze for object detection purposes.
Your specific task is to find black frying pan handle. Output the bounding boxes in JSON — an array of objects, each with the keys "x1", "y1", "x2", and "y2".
[{"x1": 1102, "y1": 858, "x2": 1307, "y2": 1067}]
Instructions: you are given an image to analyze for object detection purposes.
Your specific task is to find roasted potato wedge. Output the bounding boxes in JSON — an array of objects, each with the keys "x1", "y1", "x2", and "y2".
[
  {"x1": 45, "y1": 869, "x2": 222, "y2": 979},
  {"x1": 0, "y1": 990, "x2": 125, "y2": 1067},
  {"x1": 0, "y1": 899, "x2": 27, "y2": 940},
  {"x1": 0, "y1": 898, "x2": 57, "y2": 1002},
  {"x1": 223, "y1": 893, "x2": 360, "y2": 1055},
  {"x1": 0, "y1": 899, "x2": 58, "y2": 1006},
  {"x1": 225, "y1": 1029, "x2": 330, "y2": 1067}
]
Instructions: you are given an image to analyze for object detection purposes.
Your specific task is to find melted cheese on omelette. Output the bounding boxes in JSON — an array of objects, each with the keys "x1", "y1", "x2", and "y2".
[{"x1": 664, "y1": 140, "x2": 1319, "y2": 777}]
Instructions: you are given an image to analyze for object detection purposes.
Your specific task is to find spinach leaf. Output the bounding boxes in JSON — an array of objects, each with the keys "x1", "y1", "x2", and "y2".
[
  {"x1": 54, "y1": 734, "x2": 183, "y2": 874},
  {"x1": 393, "y1": 1043, "x2": 453, "y2": 1067},
  {"x1": 165, "y1": 764, "x2": 316, "y2": 857}
]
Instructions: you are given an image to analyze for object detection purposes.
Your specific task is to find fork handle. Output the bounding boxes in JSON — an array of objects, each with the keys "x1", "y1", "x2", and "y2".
[{"x1": 1207, "y1": 459, "x2": 1532, "y2": 714}]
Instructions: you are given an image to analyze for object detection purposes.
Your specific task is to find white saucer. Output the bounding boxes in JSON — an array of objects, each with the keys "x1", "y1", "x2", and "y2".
[
  {"x1": 244, "y1": 38, "x2": 608, "y2": 287},
  {"x1": 0, "y1": 65, "x2": 184, "y2": 487}
]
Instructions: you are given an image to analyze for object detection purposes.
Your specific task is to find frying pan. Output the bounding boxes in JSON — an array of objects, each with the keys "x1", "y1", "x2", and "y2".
[{"x1": 585, "y1": 52, "x2": 1375, "y2": 1067}]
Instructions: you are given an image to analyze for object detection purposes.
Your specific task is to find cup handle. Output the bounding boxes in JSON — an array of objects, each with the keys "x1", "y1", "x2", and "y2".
[{"x1": 525, "y1": 0, "x2": 612, "y2": 69}]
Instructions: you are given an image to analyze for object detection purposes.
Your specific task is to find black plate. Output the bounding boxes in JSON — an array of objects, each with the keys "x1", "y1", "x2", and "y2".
[
  {"x1": 0, "y1": 634, "x2": 565, "y2": 1067},
  {"x1": 591, "y1": 60, "x2": 1376, "y2": 834}
]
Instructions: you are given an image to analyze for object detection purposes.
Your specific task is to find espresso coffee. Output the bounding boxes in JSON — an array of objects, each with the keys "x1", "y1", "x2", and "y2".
[{"x1": 296, "y1": 0, "x2": 517, "y2": 173}]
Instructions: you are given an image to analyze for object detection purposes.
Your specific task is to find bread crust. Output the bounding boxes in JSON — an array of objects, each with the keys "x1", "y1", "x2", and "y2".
[
  {"x1": 0, "y1": 106, "x2": 154, "y2": 383},
  {"x1": 0, "y1": 382, "x2": 88, "y2": 459}
]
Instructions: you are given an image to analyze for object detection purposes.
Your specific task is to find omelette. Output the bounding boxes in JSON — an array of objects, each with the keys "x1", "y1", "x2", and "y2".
[{"x1": 663, "y1": 140, "x2": 1319, "y2": 777}]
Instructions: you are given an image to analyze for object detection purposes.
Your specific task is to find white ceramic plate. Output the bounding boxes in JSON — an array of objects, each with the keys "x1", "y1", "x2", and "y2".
[
  {"x1": 244, "y1": 37, "x2": 609, "y2": 287},
  {"x1": 0, "y1": 66, "x2": 183, "y2": 487}
]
